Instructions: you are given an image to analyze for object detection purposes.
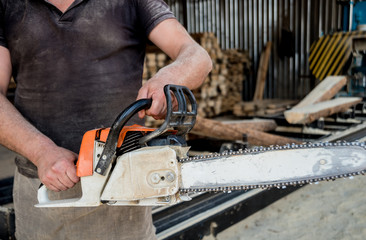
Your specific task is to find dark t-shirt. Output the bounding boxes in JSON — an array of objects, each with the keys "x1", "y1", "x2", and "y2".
[{"x1": 0, "y1": 0, "x2": 174, "y2": 176}]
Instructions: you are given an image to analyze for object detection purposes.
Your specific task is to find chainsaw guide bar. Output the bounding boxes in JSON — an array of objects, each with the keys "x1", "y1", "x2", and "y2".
[{"x1": 179, "y1": 141, "x2": 366, "y2": 193}]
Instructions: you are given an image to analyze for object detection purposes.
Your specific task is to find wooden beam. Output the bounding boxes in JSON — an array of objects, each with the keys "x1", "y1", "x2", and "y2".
[
  {"x1": 284, "y1": 97, "x2": 362, "y2": 124},
  {"x1": 292, "y1": 76, "x2": 347, "y2": 109},
  {"x1": 253, "y1": 42, "x2": 272, "y2": 101}
]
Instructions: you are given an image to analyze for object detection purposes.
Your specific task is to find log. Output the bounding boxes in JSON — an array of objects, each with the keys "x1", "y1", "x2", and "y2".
[
  {"x1": 253, "y1": 42, "x2": 272, "y2": 101},
  {"x1": 293, "y1": 76, "x2": 347, "y2": 109},
  {"x1": 267, "y1": 100, "x2": 298, "y2": 109},
  {"x1": 265, "y1": 107, "x2": 286, "y2": 115},
  {"x1": 284, "y1": 97, "x2": 362, "y2": 124},
  {"x1": 233, "y1": 99, "x2": 297, "y2": 117},
  {"x1": 192, "y1": 116, "x2": 300, "y2": 146},
  {"x1": 221, "y1": 119, "x2": 277, "y2": 132}
]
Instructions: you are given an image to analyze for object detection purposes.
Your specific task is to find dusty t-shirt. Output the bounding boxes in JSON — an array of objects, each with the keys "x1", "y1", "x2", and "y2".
[{"x1": 0, "y1": 0, "x2": 174, "y2": 177}]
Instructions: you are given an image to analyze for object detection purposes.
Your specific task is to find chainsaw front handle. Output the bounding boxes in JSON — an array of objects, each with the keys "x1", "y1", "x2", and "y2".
[
  {"x1": 94, "y1": 99, "x2": 152, "y2": 175},
  {"x1": 138, "y1": 84, "x2": 197, "y2": 145}
]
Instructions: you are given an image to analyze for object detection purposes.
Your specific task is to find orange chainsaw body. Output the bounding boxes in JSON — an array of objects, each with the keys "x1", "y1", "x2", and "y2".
[{"x1": 76, "y1": 124, "x2": 157, "y2": 177}]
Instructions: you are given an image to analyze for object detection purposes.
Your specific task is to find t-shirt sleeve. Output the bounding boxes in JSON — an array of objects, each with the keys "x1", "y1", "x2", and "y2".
[
  {"x1": 136, "y1": 0, "x2": 176, "y2": 37},
  {"x1": 0, "y1": 3, "x2": 7, "y2": 48}
]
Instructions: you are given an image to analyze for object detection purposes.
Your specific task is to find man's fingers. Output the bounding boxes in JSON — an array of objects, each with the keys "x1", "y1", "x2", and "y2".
[
  {"x1": 146, "y1": 96, "x2": 166, "y2": 119},
  {"x1": 66, "y1": 167, "x2": 80, "y2": 183},
  {"x1": 58, "y1": 174, "x2": 75, "y2": 189},
  {"x1": 47, "y1": 183, "x2": 61, "y2": 192},
  {"x1": 56, "y1": 179, "x2": 69, "y2": 191},
  {"x1": 138, "y1": 110, "x2": 146, "y2": 119},
  {"x1": 137, "y1": 87, "x2": 149, "y2": 119},
  {"x1": 43, "y1": 162, "x2": 78, "y2": 191},
  {"x1": 56, "y1": 164, "x2": 79, "y2": 189},
  {"x1": 171, "y1": 94, "x2": 178, "y2": 111}
]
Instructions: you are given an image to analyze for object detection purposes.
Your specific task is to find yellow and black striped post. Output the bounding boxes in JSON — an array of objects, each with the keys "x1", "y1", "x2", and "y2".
[{"x1": 309, "y1": 31, "x2": 366, "y2": 80}]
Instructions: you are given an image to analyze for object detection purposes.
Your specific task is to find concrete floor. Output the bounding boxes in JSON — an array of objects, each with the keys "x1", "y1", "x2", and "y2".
[{"x1": 214, "y1": 175, "x2": 366, "y2": 240}]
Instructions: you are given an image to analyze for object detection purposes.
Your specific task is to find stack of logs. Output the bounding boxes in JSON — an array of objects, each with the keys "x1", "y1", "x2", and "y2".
[{"x1": 143, "y1": 32, "x2": 250, "y2": 118}]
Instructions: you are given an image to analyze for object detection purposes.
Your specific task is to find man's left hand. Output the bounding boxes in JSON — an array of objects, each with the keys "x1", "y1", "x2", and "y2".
[{"x1": 136, "y1": 78, "x2": 177, "y2": 120}]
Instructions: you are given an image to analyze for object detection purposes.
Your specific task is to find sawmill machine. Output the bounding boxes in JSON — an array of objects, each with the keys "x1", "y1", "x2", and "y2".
[{"x1": 310, "y1": 0, "x2": 366, "y2": 97}]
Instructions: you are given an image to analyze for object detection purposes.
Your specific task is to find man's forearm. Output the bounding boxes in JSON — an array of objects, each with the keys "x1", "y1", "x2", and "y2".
[
  {"x1": 0, "y1": 46, "x2": 53, "y2": 165},
  {"x1": 137, "y1": 19, "x2": 212, "y2": 119},
  {"x1": 0, "y1": 93, "x2": 56, "y2": 165},
  {"x1": 155, "y1": 41, "x2": 212, "y2": 89},
  {"x1": 137, "y1": 42, "x2": 211, "y2": 119}
]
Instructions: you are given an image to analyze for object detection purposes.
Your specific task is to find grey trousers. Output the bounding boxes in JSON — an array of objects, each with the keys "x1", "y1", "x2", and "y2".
[{"x1": 13, "y1": 169, "x2": 157, "y2": 240}]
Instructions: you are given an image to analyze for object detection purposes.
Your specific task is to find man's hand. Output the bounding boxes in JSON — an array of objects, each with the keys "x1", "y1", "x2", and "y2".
[
  {"x1": 36, "y1": 146, "x2": 80, "y2": 192},
  {"x1": 137, "y1": 78, "x2": 178, "y2": 120}
]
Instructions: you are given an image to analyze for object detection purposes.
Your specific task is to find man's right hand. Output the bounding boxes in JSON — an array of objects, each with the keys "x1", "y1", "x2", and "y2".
[
  {"x1": 36, "y1": 146, "x2": 80, "y2": 192},
  {"x1": 0, "y1": 46, "x2": 80, "y2": 192}
]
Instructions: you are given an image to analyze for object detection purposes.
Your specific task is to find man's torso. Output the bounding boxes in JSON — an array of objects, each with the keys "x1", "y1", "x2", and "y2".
[{"x1": 1, "y1": 0, "x2": 173, "y2": 154}]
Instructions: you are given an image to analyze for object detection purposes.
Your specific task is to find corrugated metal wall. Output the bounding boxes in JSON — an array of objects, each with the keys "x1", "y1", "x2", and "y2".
[{"x1": 165, "y1": 0, "x2": 344, "y2": 100}]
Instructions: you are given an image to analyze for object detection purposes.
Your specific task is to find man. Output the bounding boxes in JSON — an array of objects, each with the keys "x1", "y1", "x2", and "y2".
[{"x1": 0, "y1": 0, "x2": 212, "y2": 239}]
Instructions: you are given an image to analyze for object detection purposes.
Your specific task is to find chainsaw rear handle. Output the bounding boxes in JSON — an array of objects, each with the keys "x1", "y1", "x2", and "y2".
[{"x1": 95, "y1": 84, "x2": 197, "y2": 176}]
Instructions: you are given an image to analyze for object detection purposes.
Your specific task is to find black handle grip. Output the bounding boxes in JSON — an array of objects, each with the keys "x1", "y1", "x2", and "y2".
[{"x1": 94, "y1": 99, "x2": 152, "y2": 175}]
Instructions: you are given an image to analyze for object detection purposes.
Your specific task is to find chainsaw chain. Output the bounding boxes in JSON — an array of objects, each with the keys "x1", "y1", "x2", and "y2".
[{"x1": 178, "y1": 141, "x2": 366, "y2": 193}]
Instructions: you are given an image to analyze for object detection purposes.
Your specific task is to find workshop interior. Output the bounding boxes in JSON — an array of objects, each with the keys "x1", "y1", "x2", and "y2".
[{"x1": 1, "y1": 0, "x2": 366, "y2": 239}]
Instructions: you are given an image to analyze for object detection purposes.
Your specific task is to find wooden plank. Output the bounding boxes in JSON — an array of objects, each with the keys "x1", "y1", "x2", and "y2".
[
  {"x1": 253, "y1": 42, "x2": 272, "y2": 101},
  {"x1": 192, "y1": 116, "x2": 300, "y2": 146},
  {"x1": 284, "y1": 97, "x2": 362, "y2": 124},
  {"x1": 293, "y1": 76, "x2": 347, "y2": 109}
]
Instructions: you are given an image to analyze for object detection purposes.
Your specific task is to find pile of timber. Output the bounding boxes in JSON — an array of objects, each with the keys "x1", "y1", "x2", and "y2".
[
  {"x1": 284, "y1": 76, "x2": 362, "y2": 124},
  {"x1": 142, "y1": 32, "x2": 251, "y2": 118},
  {"x1": 233, "y1": 99, "x2": 298, "y2": 117}
]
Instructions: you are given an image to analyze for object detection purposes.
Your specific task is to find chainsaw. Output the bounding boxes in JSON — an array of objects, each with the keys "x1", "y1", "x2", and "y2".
[{"x1": 36, "y1": 85, "x2": 366, "y2": 207}]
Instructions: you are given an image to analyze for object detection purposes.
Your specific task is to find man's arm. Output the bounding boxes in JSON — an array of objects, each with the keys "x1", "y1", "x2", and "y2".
[
  {"x1": 137, "y1": 19, "x2": 212, "y2": 119},
  {"x1": 0, "y1": 46, "x2": 79, "y2": 191}
]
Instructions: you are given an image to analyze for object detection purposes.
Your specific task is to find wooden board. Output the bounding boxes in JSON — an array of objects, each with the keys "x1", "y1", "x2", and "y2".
[
  {"x1": 284, "y1": 97, "x2": 362, "y2": 124},
  {"x1": 253, "y1": 42, "x2": 272, "y2": 101},
  {"x1": 292, "y1": 76, "x2": 347, "y2": 109}
]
